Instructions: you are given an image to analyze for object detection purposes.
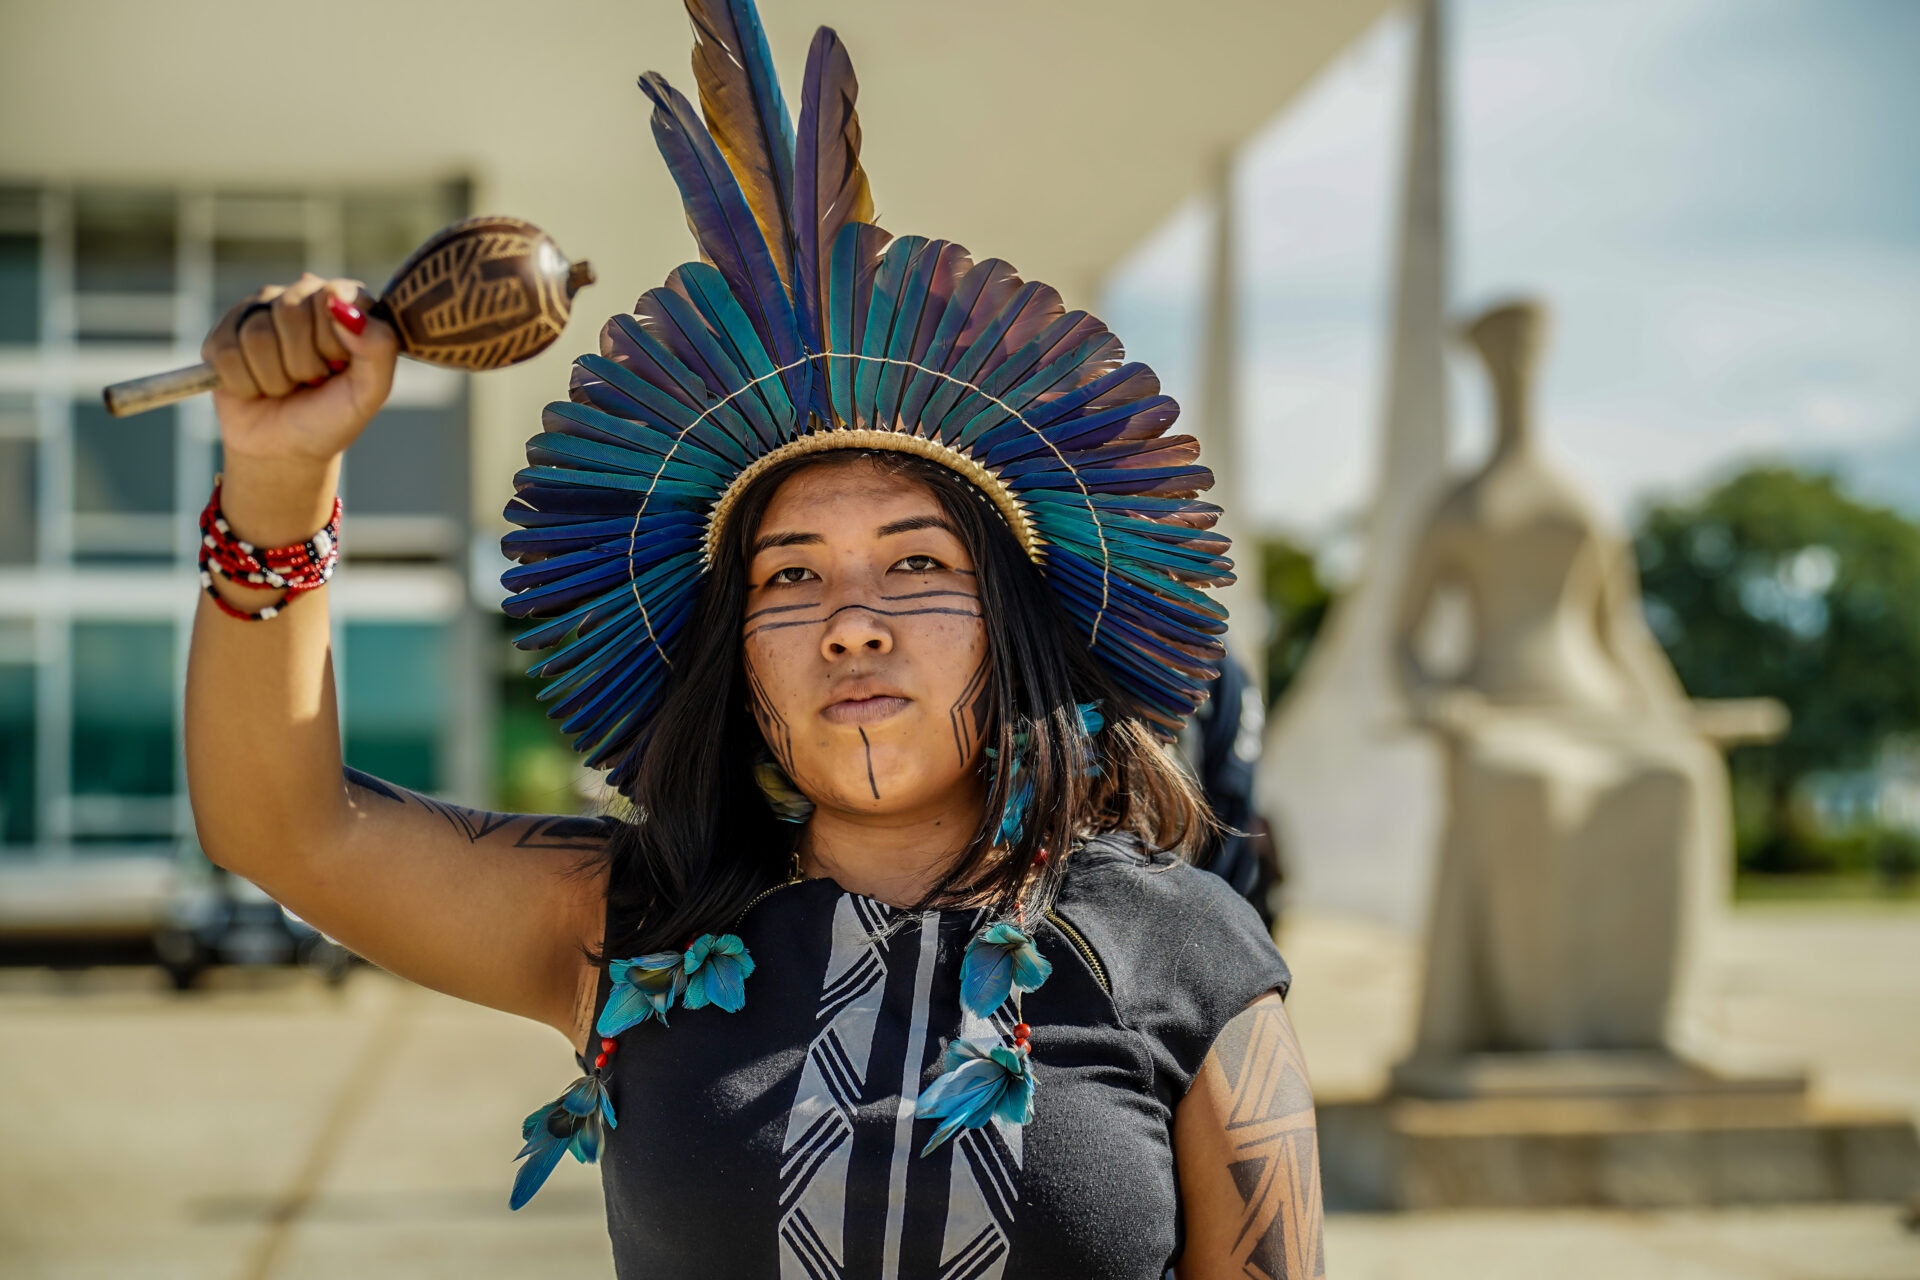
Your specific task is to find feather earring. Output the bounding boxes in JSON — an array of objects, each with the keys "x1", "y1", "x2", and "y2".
[
  {"x1": 984, "y1": 701, "x2": 1105, "y2": 845},
  {"x1": 754, "y1": 750, "x2": 815, "y2": 823}
]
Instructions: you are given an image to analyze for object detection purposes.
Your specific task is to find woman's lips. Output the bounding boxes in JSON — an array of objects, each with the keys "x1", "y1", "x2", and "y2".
[{"x1": 822, "y1": 695, "x2": 911, "y2": 726}]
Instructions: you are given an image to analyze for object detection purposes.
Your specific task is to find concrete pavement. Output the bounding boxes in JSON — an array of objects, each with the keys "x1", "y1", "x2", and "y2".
[{"x1": 2, "y1": 903, "x2": 1916, "y2": 1279}]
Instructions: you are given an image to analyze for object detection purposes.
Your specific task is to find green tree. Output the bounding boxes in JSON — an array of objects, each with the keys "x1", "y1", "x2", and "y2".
[
  {"x1": 1260, "y1": 535, "x2": 1333, "y2": 708},
  {"x1": 1634, "y1": 467, "x2": 1920, "y2": 869}
]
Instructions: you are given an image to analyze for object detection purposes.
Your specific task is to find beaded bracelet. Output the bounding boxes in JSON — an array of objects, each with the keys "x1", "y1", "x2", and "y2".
[{"x1": 197, "y1": 478, "x2": 342, "y2": 621}]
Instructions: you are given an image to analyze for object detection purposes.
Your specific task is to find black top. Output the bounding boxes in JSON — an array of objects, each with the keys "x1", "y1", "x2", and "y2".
[{"x1": 590, "y1": 835, "x2": 1291, "y2": 1279}]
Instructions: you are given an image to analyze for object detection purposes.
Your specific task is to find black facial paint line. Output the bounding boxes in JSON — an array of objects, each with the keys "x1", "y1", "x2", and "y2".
[
  {"x1": 744, "y1": 657, "x2": 798, "y2": 776},
  {"x1": 874, "y1": 589, "x2": 982, "y2": 604},
  {"x1": 947, "y1": 654, "x2": 991, "y2": 767},
  {"x1": 858, "y1": 726, "x2": 880, "y2": 800},
  {"x1": 742, "y1": 604, "x2": 983, "y2": 642},
  {"x1": 742, "y1": 600, "x2": 827, "y2": 624}
]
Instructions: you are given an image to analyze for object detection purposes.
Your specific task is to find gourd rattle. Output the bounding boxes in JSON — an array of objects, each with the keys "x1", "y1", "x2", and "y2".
[{"x1": 102, "y1": 215, "x2": 595, "y2": 417}]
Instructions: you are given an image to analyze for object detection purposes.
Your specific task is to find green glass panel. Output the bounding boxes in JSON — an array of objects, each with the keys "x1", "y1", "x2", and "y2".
[
  {"x1": 70, "y1": 621, "x2": 175, "y2": 796},
  {"x1": 343, "y1": 622, "x2": 447, "y2": 794},
  {"x1": 0, "y1": 664, "x2": 33, "y2": 843},
  {"x1": 73, "y1": 398, "x2": 175, "y2": 514},
  {"x1": 0, "y1": 232, "x2": 39, "y2": 344}
]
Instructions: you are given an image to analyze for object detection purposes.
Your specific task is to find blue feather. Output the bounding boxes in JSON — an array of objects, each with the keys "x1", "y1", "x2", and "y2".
[
  {"x1": 684, "y1": 0, "x2": 799, "y2": 289},
  {"x1": 681, "y1": 933, "x2": 755, "y2": 1012},
  {"x1": 510, "y1": 1072, "x2": 614, "y2": 1209},
  {"x1": 599, "y1": 952, "x2": 688, "y2": 1035},
  {"x1": 915, "y1": 1039, "x2": 1035, "y2": 1155},
  {"x1": 637, "y1": 72, "x2": 807, "y2": 411},
  {"x1": 959, "y1": 922, "x2": 1053, "y2": 1016},
  {"x1": 794, "y1": 26, "x2": 875, "y2": 363}
]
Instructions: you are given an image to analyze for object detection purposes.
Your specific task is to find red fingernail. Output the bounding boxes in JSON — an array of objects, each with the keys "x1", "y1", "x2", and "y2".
[
  {"x1": 326, "y1": 358, "x2": 348, "y2": 373},
  {"x1": 327, "y1": 296, "x2": 367, "y2": 335}
]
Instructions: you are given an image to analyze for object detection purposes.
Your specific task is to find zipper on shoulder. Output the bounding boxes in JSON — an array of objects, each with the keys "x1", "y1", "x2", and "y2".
[
  {"x1": 733, "y1": 876, "x2": 802, "y2": 928},
  {"x1": 1046, "y1": 908, "x2": 1110, "y2": 996}
]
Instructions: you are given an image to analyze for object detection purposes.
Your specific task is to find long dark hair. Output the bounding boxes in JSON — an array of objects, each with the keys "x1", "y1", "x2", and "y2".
[{"x1": 596, "y1": 449, "x2": 1210, "y2": 957}]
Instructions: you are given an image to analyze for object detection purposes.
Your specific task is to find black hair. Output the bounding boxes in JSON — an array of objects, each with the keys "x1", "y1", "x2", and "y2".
[{"x1": 595, "y1": 449, "x2": 1210, "y2": 957}]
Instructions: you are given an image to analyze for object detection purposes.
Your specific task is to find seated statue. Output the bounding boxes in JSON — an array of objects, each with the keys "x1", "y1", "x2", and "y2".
[{"x1": 1393, "y1": 300, "x2": 1776, "y2": 1068}]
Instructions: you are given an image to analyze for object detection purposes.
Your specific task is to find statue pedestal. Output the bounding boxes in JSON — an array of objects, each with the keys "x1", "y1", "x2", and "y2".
[{"x1": 1319, "y1": 1053, "x2": 1920, "y2": 1210}]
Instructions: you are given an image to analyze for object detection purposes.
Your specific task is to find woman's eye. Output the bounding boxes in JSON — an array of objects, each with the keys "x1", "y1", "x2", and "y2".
[
  {"x1": 893, "y1": 554, "x2": 943, "y2": 573},
  {"x1": 767, "y1": 566, "x2": 816, "y2": 585}
]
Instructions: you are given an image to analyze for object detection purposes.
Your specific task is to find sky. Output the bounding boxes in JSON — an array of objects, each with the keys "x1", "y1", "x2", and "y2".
[{"x1": 1101, "y1": 0, "x2": 1920, "y2": 558}]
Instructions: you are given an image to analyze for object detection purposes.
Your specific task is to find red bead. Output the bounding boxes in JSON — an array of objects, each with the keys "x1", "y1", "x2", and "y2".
[
  {"x1": 600, "y1": 1037, "x2": 617, "y2": 1053},
  {"x1": 1034, "y1": 848, "x2": 1049, "y2": 864},
  {"x1": 593, "y1": 1052, "x2": 609, "y2": 1069},
  {"x1": 1012, "y1": 1022, "x2": 1031, "y2": 1039},
  {"x1": 1015, "y1": 1039, "x2": 1031, "y2": 1053}
]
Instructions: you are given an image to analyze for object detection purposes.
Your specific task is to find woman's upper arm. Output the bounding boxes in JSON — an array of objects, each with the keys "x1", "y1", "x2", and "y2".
[
  {"x1": 241, "y1": 766, "x2": 610, "y2": 1046},
  {"x1": 1172, "y1": 990, "x2": 1326, "y2": 1280}
]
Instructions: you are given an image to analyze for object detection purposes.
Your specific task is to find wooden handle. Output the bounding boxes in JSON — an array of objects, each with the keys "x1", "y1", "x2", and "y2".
[{"x1": 102, "y1": 362, "x2": 222, "y2": 417}]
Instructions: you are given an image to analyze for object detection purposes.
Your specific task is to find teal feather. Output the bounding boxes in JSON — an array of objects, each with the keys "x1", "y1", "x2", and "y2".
[
  {"x1": 915, "y1": 1039, "x2": 1035, "y2": 1155},
  {"x1": 600, "y1": 953, "x2": 688, "y2": 1035},
  {"x1": 510, "y1": 1072, "x2": 615, "y2": 1210},
  {"x1": 854, "y1": 235, "x2": 926, "y2": 425},
  {"x1": 959, "y1": 922, "x2": 1053, "y2": 1016},
  {"x1": 672, "y1": 264, "x2": 798, "y2": 441},
  {"x1": 643, "y1": 284, "x2": 784, "y2": 450},
  {"x1": 681, "y1": 933, "x2": 755, "y2": 1012}
]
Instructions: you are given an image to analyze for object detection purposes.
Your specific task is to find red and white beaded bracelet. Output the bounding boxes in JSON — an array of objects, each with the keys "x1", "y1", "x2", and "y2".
[{"x1": 197, "y1": 478, "x2": 342, "y2": 621}]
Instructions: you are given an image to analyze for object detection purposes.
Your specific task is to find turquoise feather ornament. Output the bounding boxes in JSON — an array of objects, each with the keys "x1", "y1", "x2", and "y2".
[
  {"x1": 511, "y1": 1072, "x2": 616, "y2": 1210},
  {"x1": 986, "y1": 701, "x2": 1104, "y2": 844},
  {"x1": 960, "y1": 921, "x2": 1053, "y2": 1017},
  {"x1": 501, "y1": 0, "x2": 1234, "y2": 795},
  {"x1": 599, "y1": 951, "x2": 688, "y2": 1035},
  {"x1": 681, "y1": 932, "x2": 755, "y2": 1012},
  {"x1": 915, "y1": 1039, "x2": 1036, "y2": 1155}
]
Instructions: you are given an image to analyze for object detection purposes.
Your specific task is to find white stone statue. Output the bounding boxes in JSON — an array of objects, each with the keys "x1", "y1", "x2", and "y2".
[{"x1": 1393, "y1": 300, "x2": 1778, "y2": 1070}]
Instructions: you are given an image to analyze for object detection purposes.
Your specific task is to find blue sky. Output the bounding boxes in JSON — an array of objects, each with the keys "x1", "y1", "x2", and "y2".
[{"x1": 1103, "y1": 0, "x2": 1920, "y2": 551}]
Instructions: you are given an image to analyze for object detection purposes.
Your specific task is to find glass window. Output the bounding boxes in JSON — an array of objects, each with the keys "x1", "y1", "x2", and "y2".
[
  {"x1": 344, "y1": 400, "x2": 467, "y2": 520},
  {"x1": 0, "y1": 397, "x2": 36, "y2": 563},
  {"x1": 0, "y1": 185, "x2": 39, "y2": 345},
  {"x1": 213, "y1": 235, "x2": 306, "y2": 312},
  {"x1": 71, "y1": 621, "x2": 175, "y2": 797},
  {"x1": 0, "y1": 657, "x2": 33, "y2": 846},
  {"x1": 73, "y1": 188, "x2": 177, "y2": 343},
  {"x1": 72, "y1": 398, "x2": 174, "y2": 562},
  {"x1": 0, "y1": 439, "x2": 36, "y2": 564},
  {"x1": 74, "y1": 188, "x2": 176, "y2": 294},
  {"x1": 343, "y1": 622, "x2": 448, "y2": 793}
]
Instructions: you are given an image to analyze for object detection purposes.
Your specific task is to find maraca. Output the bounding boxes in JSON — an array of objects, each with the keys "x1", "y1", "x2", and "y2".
[{"x1": 102, "y1": 215, "x2": 595, "y2": 417}]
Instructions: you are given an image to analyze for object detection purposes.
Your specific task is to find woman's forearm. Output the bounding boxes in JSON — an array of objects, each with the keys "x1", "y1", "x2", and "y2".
[{"x1": 184, "y1": 454, "x2": 350, "y2": 879}]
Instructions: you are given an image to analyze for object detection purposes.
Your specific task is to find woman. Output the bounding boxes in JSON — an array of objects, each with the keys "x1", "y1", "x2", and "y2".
[{"x1": 184, "y1": 3, "x2": 1323, "y2": 1276}]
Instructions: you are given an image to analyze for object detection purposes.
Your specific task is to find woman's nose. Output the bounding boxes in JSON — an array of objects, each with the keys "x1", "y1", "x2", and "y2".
[{"x1": 820, "y1": 600, "x2": 894, "y2": 660}]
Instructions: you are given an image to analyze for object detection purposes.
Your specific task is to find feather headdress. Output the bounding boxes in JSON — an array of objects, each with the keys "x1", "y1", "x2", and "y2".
[{"x1": 502, "y1": 0, "x2": 1233, "y2": 790}]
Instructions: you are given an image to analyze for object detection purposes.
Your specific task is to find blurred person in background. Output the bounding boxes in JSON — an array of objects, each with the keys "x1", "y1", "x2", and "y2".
[
  {"x1": 1183, "y1": 655, "x2": 1282, "y2": 929},
  {"x1": 179, "y1": 3, "x2": 1320, "y2": 1275}
]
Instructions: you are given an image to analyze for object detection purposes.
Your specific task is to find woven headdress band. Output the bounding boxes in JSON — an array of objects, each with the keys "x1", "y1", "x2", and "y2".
[{"x1": 500, "y1": 0, "x2": 1234, "y2": 793}]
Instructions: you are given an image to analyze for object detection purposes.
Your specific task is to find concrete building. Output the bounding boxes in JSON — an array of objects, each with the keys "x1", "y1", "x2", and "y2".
[{"x1": 0, "y1": 0, "x2": 1400, "y2": 933}]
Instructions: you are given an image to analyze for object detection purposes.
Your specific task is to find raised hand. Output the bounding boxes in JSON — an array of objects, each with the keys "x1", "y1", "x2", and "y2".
[{"x1": 201, "y1": 273, "x2": 399, "y2": 470}]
